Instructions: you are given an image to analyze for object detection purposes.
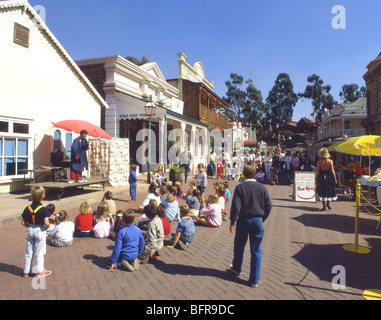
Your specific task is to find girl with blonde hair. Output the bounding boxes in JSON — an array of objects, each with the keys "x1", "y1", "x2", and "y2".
[{"x1": 316, "y1": 148, "x2": 337, "y2": 210}]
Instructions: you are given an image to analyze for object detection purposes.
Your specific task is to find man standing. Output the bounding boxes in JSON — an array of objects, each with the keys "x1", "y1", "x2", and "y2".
[
  {"x1": 70, "y1": 130, "x2": 89, "y2": 183},
  {"x1": 180, "y1": 146, "x2": 192, "y2": 183},
  {"x1": 228, "y1": 162, "x2": 272, "y2": 287}
]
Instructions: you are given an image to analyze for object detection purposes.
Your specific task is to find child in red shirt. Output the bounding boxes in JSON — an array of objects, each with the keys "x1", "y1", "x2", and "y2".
[
  {"x1": 156, "y1": 206, "x2": 171, "y2": 238},
  {"x1": 74, "y1": 201, "x2": 94, "y2": 237}
]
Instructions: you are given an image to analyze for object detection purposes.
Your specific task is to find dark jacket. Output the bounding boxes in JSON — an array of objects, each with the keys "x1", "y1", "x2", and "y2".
[{"x1": 230, "y1": 180, "x2": 272, "y2": 226}]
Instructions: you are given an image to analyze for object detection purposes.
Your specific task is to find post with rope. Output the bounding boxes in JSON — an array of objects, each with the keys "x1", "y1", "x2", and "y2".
[{"x1": 342, "y1": 183, "x2": 371, "y2": 254}]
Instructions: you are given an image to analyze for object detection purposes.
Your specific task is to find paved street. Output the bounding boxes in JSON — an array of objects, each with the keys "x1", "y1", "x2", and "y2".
[{"x1": 1, "y1": 177, "x2": 381, "y2": 301}]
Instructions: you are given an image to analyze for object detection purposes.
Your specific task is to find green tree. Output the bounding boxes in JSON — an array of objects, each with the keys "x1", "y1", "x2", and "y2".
[
  {"x1": 223, "y1": 74, "x2": 265, "y2": 125},
  {"x1": 223, "y1": 73, "x2": 246, "y2": 122},
  {"x1": 125, "y1": 56, "x2": 149, "y2": 66},
  {"x1": 339, "y1": 83, "x2": 367, "y2": 103},
  {"x1": 299, "y1": 74, "x2": 337, "y2": 124},
  {"x1": 265, "y1": 73, "x2": 298, "y2": 129}
]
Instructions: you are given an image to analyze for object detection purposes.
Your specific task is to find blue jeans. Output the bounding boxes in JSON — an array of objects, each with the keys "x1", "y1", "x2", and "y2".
[
  {"x1": 210, "y1": 162, "x2": 215, "y2": 177},
  {"x1": 232, "y1": 217, "x2": 264, "y2": 285},
  {"x1": 182, "y1": 164, "x2": 190, "y2": 182},
  {"x1": 130, "y1": 182, "x2": 137, "y2": 200}
]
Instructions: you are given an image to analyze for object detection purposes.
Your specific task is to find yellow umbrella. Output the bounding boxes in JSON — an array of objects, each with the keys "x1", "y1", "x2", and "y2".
[
  {"x1": 335, "y1": 135, "x2": 381, "y2": 156},
  {"x1": 335, "y1": 135, "x2": 381, "y2": 173},
  {"x1": 328, "y1": 141, "x2": 342, "y2": 151}
]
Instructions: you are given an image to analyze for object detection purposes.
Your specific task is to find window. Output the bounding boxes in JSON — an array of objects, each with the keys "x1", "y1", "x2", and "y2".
[
  {"x1": 53, "y1": 130, "x2": 61, "y2": 151},
  {"x1": 0, "y1": 118, "x2": 32, "y2": 178},
  {"x1": 1, "y1": 138, "x2": 28, "y2": 176},
  {"x1": 65, "y1": 133, "x2": 72, "y2": 159},
  {"x1": 344, "y1": 120, "x2": 350, "y2": 130}
]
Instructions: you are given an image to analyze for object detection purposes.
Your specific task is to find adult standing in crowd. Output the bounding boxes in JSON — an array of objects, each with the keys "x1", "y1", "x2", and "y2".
[
  {"x1": 228, "y1": 162, "x2": 272, "y2": 287},
  {"x1": 70, "y1": 130, "x2": 89, "y2": 183},
  {"x1": 315, "y1": 148, "x2": 337, "y2": 211},
  {"x1": 180, "y1": 146, "x2": 192, "y2": 183},
  {"x1": 209, "y1": 147, "x2": 216, "y2": 178}
]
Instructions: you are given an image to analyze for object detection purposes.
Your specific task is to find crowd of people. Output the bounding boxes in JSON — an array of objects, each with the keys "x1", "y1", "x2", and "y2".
[{"x1": 20, "y1": 161, "x2": 236, "y2": 280}]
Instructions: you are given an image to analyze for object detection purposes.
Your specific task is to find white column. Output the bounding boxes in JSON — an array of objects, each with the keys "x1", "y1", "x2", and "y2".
[
  {"x1": 159, "y1": 118, "x2": 165, "y2": 166},
  {"x1": 191, "y1": 125, "x2": 196, "y2": 174},
  {"x1": 105, "y1": 95, "x2": 118, "y2": 138},
  {"x1": 181, "y1": 122, "x2": 187, "y2": 151}
]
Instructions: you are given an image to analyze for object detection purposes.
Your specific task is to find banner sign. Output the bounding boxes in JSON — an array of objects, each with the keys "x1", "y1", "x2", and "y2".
[{"x1": 294, "y1": 172, "x2": 316, "y2": 202}]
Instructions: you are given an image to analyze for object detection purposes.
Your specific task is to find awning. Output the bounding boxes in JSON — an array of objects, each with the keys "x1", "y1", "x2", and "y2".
[{"x1": 244, "y1": 140, "x2": 257, "y2": 148}]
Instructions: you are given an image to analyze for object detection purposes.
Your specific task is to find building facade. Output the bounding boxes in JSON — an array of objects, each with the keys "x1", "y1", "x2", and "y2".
[
  {"x1": 76, "y1": 55, "x2": 209, "y2": 174},
  {"x1": 0, "y1": 0, "x2": 107, "y2": 193},
  {"x1": 363, "y1": 52, "x2": 381, "y2": 134},
  {"x1": 308, "y1": 98, "x2": 367, "y2": 159},
  {"x1": 167, "y1": 53, "x2": 229, "y2": 133}
]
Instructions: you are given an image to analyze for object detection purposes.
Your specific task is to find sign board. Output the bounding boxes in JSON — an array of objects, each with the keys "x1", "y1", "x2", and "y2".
[{"x1": 294, "y1": 172, "x2": 316, "y2": 202}]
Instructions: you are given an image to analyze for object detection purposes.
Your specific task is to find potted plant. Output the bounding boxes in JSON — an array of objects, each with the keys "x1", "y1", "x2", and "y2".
[{"x1": 169, "y1": 166, "x2": 184, "y2": 183}]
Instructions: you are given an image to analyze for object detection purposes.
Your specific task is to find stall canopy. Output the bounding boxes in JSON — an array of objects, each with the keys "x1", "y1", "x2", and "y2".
[{"x1": 52, "y1": 120, "x2": 112, "y2": 140}]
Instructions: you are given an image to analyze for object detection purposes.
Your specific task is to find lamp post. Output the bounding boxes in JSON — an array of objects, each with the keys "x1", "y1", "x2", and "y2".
[{"x1": 145, "y1": 95, "x2": 157, "y2": 183}]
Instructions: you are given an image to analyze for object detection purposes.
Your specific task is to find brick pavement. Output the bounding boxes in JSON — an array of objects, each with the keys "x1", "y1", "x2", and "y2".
[{"x1": 1, "y1": 177, "x2": 381, "y2": 300}]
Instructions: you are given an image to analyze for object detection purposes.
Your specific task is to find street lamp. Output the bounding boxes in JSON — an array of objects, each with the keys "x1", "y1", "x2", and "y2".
[{"x1": 145, "y1": 95, "x2": 157, "y2": 183}]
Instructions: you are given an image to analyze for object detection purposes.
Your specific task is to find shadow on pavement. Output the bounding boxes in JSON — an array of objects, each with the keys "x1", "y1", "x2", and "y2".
[
  {"x1": 293, "y1": 213, "x2": 381, "y2": 236},
  {"x1": 153, "y1": 260, "x2": 249, "y2": 286},
  {"x1": 291, "y1": 238, "x2": 381, "y2": 292}
]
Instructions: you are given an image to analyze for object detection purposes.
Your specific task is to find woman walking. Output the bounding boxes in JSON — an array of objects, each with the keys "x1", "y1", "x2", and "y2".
[
  {"x1": 228, "y1": 162, "x2": 272, "y2": 287},
  {"x1": 315, "y1": 148, "x2": 337, "y2": 210}
]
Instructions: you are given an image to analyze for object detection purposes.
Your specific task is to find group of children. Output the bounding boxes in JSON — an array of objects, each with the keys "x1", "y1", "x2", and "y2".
[{"x1": 21, "y1": 162, "x2": 232, "y2": 278}]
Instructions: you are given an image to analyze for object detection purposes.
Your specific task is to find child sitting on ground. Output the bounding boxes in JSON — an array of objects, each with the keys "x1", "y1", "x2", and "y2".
[
  {"x1": 174, "y1": 181, "x2": 183, "y2": 198},
  {"x1": 46, "y1": 203, "x2": 56, "y2": 237},
  {"x1": 48, "y1": 210, "x2": 75, "y2": 247},
  {"x1": 268, "y1": 168, "x2": 278, "y2": 186},
  {"x1": 217, "y1": 186, "x2": 227, "y2": 219},
  {"x1": 166, "y1": 204, "x2": 195, "y2": 251},
  {"x1": 188, "y1": 188, "x2": 202, "y2": 220},
  {"x1": 156, "y1": 206, "x2": 171, "y2": 238},
  {"x1": 101, "y1": 191, "x2": 116, "y2": 216},
  {"x1": 196, "y1": 194, "x2": 222, "y2": 228},
  {"x1": 256, "y1": 168, "x2": 266, "y2": 183},
  {"x1": 108, "y1": 210, "x2": 145, "y2": 272},
  {"x1": 158, "y1": 187, "x2": 168, "y2": 203},
  {"x1": 160, "y1": 193, "x2": 180, "y2": 222},
  {"x1": 151, "y1": 168, "x2": 162, "y2": 187},
  {"x1": 110, "y1": 210, "x2": 127, "y2": 240},
  {"x1": 74, "y1": 201, "x2": 94, "y2": 237},
  {"x1": 93, "y1": 202, "x2": 114, "y2": 238},
  {"x1": 141, "y1": 203, "x2": 164, "y2": 263},
  {"x1": 223, "y1": 181, "x2": 231, "y2": 203}
]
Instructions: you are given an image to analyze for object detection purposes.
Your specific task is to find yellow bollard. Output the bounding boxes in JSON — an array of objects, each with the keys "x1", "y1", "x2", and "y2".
[{"x1": 342, "y1": 183, "x2": 371, "y2": 254}]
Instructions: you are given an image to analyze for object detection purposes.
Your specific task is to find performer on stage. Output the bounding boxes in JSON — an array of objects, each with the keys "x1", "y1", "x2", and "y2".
[{"x1": 70, "y1": 130, "x2": 89, "y2": 183}]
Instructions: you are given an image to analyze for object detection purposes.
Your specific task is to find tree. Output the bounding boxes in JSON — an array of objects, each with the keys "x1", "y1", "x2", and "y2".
[
  {"x1": 125, "y1": 56, "x2": 149, "y2": 66},
  {"x1": 223, "y1": 73, "x2": 246, "y2": 122},
  {"x1": 265, "y1": 73, "x2": 298, "y2": 129},
  {"x1": 339, "y1": 84, "x2": 367, "y2": 103},
  {"x1": 244, "y1": 79, "x2": 266, "y2": 126},
  {"x1": 299, "y1": 74, "x2": 337, "y2": 125}
]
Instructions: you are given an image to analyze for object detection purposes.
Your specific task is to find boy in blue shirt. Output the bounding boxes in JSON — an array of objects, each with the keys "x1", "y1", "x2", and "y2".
[
  {"x1": 108, "y1": 210, "x2": 145, "y2": 272},
  {"x1": 166, "y1": 204, "x2": 195, "y2": 251},
  {"x1": 128, "y1": 164, "x2": 138, "y2": 203}
]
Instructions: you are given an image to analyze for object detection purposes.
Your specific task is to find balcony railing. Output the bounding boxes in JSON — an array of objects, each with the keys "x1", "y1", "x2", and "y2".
[
  {"x1": 317, "y1": 128, "x2": 366, "y2": 140},
  {"x1": 200, "y1": 105, "x2": 228, "y2": 128}
]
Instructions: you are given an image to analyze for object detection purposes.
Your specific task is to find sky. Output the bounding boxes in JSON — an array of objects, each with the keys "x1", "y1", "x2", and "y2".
[{"x1": 28, "y1": 0, "x2": 381, "y2": 121}]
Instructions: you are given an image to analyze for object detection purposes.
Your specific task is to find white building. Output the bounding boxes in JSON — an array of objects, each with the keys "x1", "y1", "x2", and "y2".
[
  {"x1": 0, "y1": 0, "x2": 108, "y2": 193},
  {"x1": 76, "y1": 55, "x2": 209, "y2": 174}
]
